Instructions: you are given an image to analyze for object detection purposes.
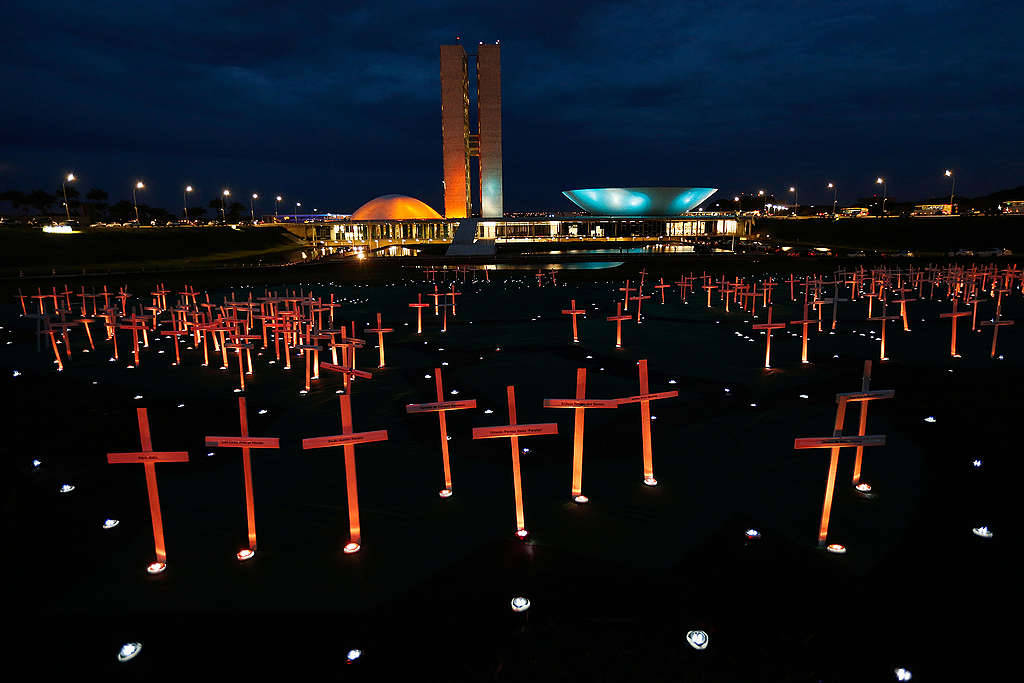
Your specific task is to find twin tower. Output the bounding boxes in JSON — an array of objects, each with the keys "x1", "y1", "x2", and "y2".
[{"x1": 440, "y1": 43, "x2": 503, "y2": 218}]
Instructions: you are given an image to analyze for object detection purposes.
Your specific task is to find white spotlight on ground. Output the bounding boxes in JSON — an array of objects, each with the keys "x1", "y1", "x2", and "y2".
[
  {"x1": 826, "y1": 543, "x2": 847, "y2": 554},
  {"x1": 895, "y1": 667, "x2": 913, "y2": 681},
  {"x1": 972, "y1": 526, "x2": 993, "y2": 538},
  {"x1": 510, "y1": 596, "x2": 531, "y2": 612},
  {"x1": 346, "y1": 648, "x2": 362, "y2": 663},
  {"x1": 117, "y1": 642, "x2": 142, "y2": 662},
  {"x1": 102, "y1": 519, "x2": 120, "y2": 529},
  {"x1": 685, "y1": 630, "x2": 709, "y2": 650}
]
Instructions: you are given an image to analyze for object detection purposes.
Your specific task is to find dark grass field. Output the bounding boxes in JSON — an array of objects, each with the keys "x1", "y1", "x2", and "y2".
[{"x1": 4, "y1": 262, "x2": 1012, "y2": 680}]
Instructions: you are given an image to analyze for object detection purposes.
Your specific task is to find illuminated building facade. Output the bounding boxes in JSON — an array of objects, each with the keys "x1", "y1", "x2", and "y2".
[{"x1": 440, "y1": 42, "x2": 503, "y2": 218}]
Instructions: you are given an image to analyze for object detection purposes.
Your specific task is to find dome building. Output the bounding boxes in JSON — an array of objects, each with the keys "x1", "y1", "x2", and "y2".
[{"x1": 350, "y1": 195, "x2": 443, "y2": 221}]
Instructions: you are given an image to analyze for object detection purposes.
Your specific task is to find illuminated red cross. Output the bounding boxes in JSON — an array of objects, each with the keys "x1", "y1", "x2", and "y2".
[
  {"x1": 363, "y1": 312, "x2": 394, "y2": 368},
  {"x1": 606, "y1": 301, "x2": 632, "y2": 349},
  {"x1": 981, "y1": 307, "x2": 1014, "y2": 358},
  {"x1": 939, "y1": 298, "x2": 971, "y2": 357},
  {"x1": 655, "y1": 277, "x2": 671, "y2": 304},
  {"x1": 224, "y1": 340, "x2": 255, "y2": 391},
  {"x1": 561, "y1": 299, "x2": 586, "y2": 343},
  {"x1": 835, "y1": 360, "x2": 895, "y2": 487},
  {"x1": 409, "y1": 293, "x2": 430, "y2": 334},
  {"x1": 794, "y1": 406, "x2": 886, "y2": 547},
  {"x1": 629, "y1": 289, "x2": 651, "y2": 323},
  {"x1": 406, "y1": 367, "x2": 477, "y2": 497},
  {"x1": 117, "y1": 316, "x2": 149, "y2": 366},
  {"x1": 789, "y1": 302, "x2": 816, "y2": 365},
  {"x1": 446, "y1": 283, "x2": 461, "y2": 317},
  {"x1": 535, "y1": 269, "x2": 545, "y2": 287},
  {"x1": 702, "y1": 277, "x2": 718, "y2": 308},
  {"x1": 867, "y1": 300, "x2": 903, "y2": 361},
  {"x1": 428, "y1": 284, "x2": 443, "y2": 315},
  {"x1": 301, "y1": 394, "x2": 389, "y2": 553},
  {"x1": 752, "y1": 306, "x2": 787, "y2": 369},
  {"x1": 107, "y1": 408, "x2": 190, "y2": 573},
  {"x1": 618, "y1": 279, "x2": 636, "y2": 310},
  {"x1": 892, "y1": 286, "x2": 917, "y2": 332},
  {"x1": 673, "y1": 274, "x2": 691, "y2": 302},
  {"x1": 543, "y1": 367, "x2": 618, "y2": 502},
  {"x1": 205, "y1": 397, "x2": 280, "y2": 558},
  {"x1": 472, "y1": 385, "x2": 558, "y2": 538},
  {"x1": 615, "y1": 359, "x2": 678, "y2": 485}
]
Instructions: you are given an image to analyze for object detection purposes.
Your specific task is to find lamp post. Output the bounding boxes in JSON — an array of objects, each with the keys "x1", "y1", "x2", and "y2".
[
  {"x1": 733, "y1": 195, "x2": 740, "y2": 214},
  {"x1": 250, "y1": 193, "x2": 258, "y2": 222},
  {"x1": 827, "y1": 182, "x2": 838, "y2": 217},
  {"x1": 221, "y1": 189, "x2": 230, "y2": 223},
  {"x1": 789, "y1": 186, "x2": 798, "y2": 216},
  {"x1": 184, "y1": 185, "x2": 193, "y2": 223},
  {"x1": 133, "y1": 181, "x2": 144, "y2": 225},
  {"x1": 945, "y1": 170, "x2": 955, "y2": 214},
  {"x1": 758, "y1": 189, "x2": 766, "y2": 215},
  {"x1": 295, "y1": 202, "x2": 301, "y2": 222},
  {"x1": 61, "y1": 173, "x2": 76, "y2": 221},
  {"x1": 876, "y1": 177, "x2": 887, "y2": 216},
  {"x1": 275, "y1": 195, "x2": 282, "y2": 221}
]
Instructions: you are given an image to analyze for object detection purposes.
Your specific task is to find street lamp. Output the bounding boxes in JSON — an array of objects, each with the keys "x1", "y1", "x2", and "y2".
[
  {"x1": 62, "y1": 172, "x2": 76, "y2": 221},
  {"x1": 758, "y1": 189, "x2": 768, "y2": 215},
  {"x1": 133, "y1": 181, "x2": 145, "y2": 225},
  {"x1": 250, "y1": 193, "x2": 258, "y2": 222},
  {"x1": 275, "y1": 195, "x2": 282, "y2": 221},
  {"x1": 221, "y1": 189, "x2": 231, "y2": 223},
  {"x1": 789, "y1": 186, "x2": 798, "y2": 215},
  {"x1": 876, "y1": 177, "x2": 887, "y2": 216},
  {"x1": 184, "y1": 185, "x2": 193, "y2": 223},
  {"x1": 827, "y1": 182, "x2": 838, "y2": 217},
  {"x1": 733, "y1": 195, "x2": 740, "y2": 214},
  {"x1": 295, "y1": 202, "x2": 301, "y2": 222},
  {"x1": 945, "y1": 170, "x2": 956, "y2": 214}
]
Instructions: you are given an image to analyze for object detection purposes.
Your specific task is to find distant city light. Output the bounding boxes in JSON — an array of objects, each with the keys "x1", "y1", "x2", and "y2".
[
  {"x1": 136, "y1": 181, "x2": 144, "y2": 189},
  {"x1": 66, "y1": 173, "x2": 75, "y2": 182},
  {"x1": 185, "y1": 185, "x2": 193, "y2": 192}
]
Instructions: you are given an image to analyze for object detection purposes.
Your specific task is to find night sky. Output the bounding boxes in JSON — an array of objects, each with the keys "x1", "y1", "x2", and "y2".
[{"x1": 2, "y1": 0, "x2": 1022, "y2": 214}]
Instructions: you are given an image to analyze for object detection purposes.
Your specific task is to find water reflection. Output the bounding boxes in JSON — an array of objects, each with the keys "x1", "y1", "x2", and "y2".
[
  {"x1": 483, "y1": 261, "x2": 623, "y2": 270},
  {"x1": 518, "y1": 245, "x2": 695, "y2": 255}
]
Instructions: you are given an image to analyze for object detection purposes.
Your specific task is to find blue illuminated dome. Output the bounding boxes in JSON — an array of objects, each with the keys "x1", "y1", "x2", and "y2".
[{"x1": 562, "y1": 187, "x2": 717, "y2": 216}]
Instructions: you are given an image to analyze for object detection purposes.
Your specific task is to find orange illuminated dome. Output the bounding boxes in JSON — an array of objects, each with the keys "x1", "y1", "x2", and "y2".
[{"x1": 350, "y1": 194, "x2": 442, "y2": 221}]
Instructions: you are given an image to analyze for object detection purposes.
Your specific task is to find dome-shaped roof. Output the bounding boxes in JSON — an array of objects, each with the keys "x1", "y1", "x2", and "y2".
[
  {"x1": 562, "y1": 187, "x2": 718, "y2": 216},
  {"x1": 350, "y1": 194, "x2": 442, "y2": 221}
]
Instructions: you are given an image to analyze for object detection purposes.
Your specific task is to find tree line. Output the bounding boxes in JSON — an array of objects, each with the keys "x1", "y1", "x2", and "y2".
[{"x1": 0, "y1": 187, "x2": 252, "y2": 224}]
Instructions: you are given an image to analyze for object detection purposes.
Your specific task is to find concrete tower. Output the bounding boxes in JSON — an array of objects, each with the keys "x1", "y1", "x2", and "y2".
[{"x1": 440, "y1": 42, "x2": 503, "y2": 218}]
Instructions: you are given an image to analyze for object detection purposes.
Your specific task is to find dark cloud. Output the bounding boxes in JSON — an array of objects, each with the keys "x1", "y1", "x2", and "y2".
[{"x1": 0, "y1": 0, "x2": 1021, "y2": 213}]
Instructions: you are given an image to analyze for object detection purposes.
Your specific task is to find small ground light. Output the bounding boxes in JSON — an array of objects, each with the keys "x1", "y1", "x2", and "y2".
[
  {"x1": 133, "y1": 395, "x2": 143, "y2": 400},
  {"x1": 147, "y1": 561, "x2": 167, "y2": 574},
  {"x1": 856, "y1": 482, "x2": 872, "y2": 492},
  {"x1": 346, "y1": 649, "x2": 362, "y2": 663},
  {"x1": 924, "y1": 416, "x2": 936, "y2": 423},
  {"x1": 510, "y1": 596, "x2": 531, "y2": 612},
  {"x1": 60, "y1": 484, "x2": 74, "y2": 493},
  {"x1": 32, "y1": 459, "x2": 41, "y2": 468},
  {"x1": 799, "y1": 394, "x2": 809, "y2": 399},
  {"x1": 515, "y1": 529, "x2": 529, "y2": 539},
  {"x1": 12, "y1": 370, "x2": 20, "y2": 377},
  {"x1": 117, "y1": 642, "x2": 142, "y2": 662},
  {"x1": 643, "y1": 476, "x2": 658, "y2": 486},
  {"x1": 972, "y1": 459, "x2": 982, "y2": 467},
  {"x1": 574, "y1": 495, "x2": 589, "y2": 504},
  {"x1": 895, "y1": 667, "x2": 913, "y2": 681},
  {"x1": 102, "y1": 519, "x2": 120, "y2": 529},
  {"x1": 685, "y1": 630, "x2": 709, "y2": 650},
  {"x1": 343, "y1": 542, "x2": 361, "y2": 553},
  {"x1": 258, "y1": 409, "x2": 268, "y2": 415},
  {"x1": 484, "y1": 409, "x2": 493, "y2": 414},
  {"x1": 439, "y1": 489, "x2": 453, "y2": 498},
  {"x1": 745, "y1": 529, "x2": 760, "y2": 539},
  {"x1": 826, "y1": 543, "x2": 847, "y2": 554},
  {"x1": 972, "y1": 526, "x2": 993, "y2": 538},
  {"x1": 237, "y1": 548, "x2": 255, "y2": 561}
]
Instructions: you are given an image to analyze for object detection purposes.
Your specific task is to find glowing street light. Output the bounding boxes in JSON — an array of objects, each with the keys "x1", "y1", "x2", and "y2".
[
  {"x1": 250, "y1": 193, "x2": 259, "y2": 222},
  {"x1": 827, "y1": 182, "x2": 838, "y2": 216},
  {"x1": 133, "y1": 181, "x2": 145, "y2": 225},
  {"x1": 221, "y1": 188, "x2": 230, "y2": 223},
  {"x1": 62, "y1": 172, "x2": 76, "y2": 221},
  {"x1": 789, "y1": 186, "x2": 798, "y2": 215},
  {"x1": 876, "y1": 177, "x2": 887, "y2": 216},
  {"x1": 184, "y1": 185, "x2": 193, "y2": 223},
  {"x1": 295, "y1": 202, "x2": 301, "y2": 222},
  {"x1": 275, "y1": 195, "x2": 282, "y2": 221},
  {"x1": 945, "y1": 169, "x2": 956, "y2": 213}
]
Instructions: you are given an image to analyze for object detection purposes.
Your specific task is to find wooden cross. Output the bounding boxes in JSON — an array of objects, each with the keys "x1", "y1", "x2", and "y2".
[
  {"x1": 561, "y1": 299, "x2": 586, "y2": 343},
  {"x1": 606, "y1": 301, "x2": 632, "y2": 349},
  {"x1": 939, "y1": 298, "x2": 971, "y2": 357},
  {"x1": 107, "y1": 408, "x2": 189, "y2": 572},
  {"x1": 793, "y1": 403, "x2": 886, "y2": 546},
  {"x1": 409, "y1": 293, "x2": 429, "y2": 334},
  {"x1": 616, "y1": 359, "x2": 678, "y2": 485},
  {"x1": 752, "y1": 306, "x2": 787, "y2": 369},
  {"x1": 785, "y1": 273, "x2": 799, "y2": 301},
  {"x1": 472, "y1": 385, "x2": 558, "y2": 538},
  {"x1": 981, "y1": 308, "x2": 1014, "y2": 358},
  {"x1": 836, "y1": 360, "x2": 895, "y2": 487},
  {"x1": 702, "y1": 277, "x2": 718, "y2": 308},
  {"x1": 543, "y1": 367, "x2": 618, "y2": 502},
  {"x1": 405, "y1": 367, "x2": 477, "y2": 497},
  {"x1": 204, "y1": 397, "x2": 280, "y2": 556},
  {"x1": 535, "y1": 269, "x2": 545, "y2": 287},
  {"x1": 867, "y1": 301, "x2": 903, "y2": 361},
  {"x1": 301, "y1": 394, "x2": 389, "y2": 553},
  {"x1": 363, "y1": 312, "x2": 394, "y2": 368},
  {"x1": 789, "y1": 302, "x2": 817, "y2": 364},
  {"x1": 892, "y1": 286, "x2": 917, "y2": 332},
  {"x1": 118, "y1": 316, "x2": 149, "y2": 366}
]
